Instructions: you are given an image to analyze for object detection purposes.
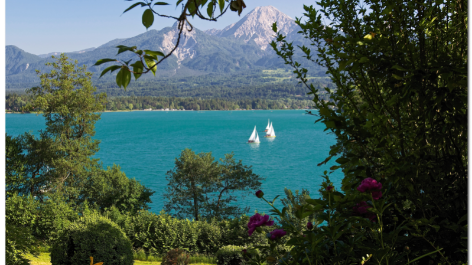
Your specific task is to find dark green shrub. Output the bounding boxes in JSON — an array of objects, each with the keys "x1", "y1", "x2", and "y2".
[
  {"x1": 50, "y1": 213, "x2": 133, "y2": 265},
  {"x1": 130, "y1": 211, "x2": 199, "y2": 255},
  {"x1": 162, "y1": 248, "x2": 189, "y2": 265},
  {"x1": 195, "y1": 218, "x2": 224, "y2": 254},
  {"x1": 215, "y1": 245, "x2": 246, "y2": 265}
]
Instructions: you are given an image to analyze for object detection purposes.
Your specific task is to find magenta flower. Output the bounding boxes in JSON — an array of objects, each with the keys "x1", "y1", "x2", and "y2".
[
  {"x1": 353, "y1": 201, "x2": 376, "y2": 222},
  {"x1": 307, "y1": 222, "x2": 313, "y2": 230},
  {"x1": 242, "y1": 249, "x2": 247, "y2": 254},
  {"x1": 326, "y1": 185, "x2": 334, "y2": 192},
  {"x1": 255, "y1": 190, "x2": 264, "y2": 198},
  {"x1": 357, "y1": 178, "x2": 382, "y2": 200},
  {"x1": 247, "y1": 213, "x2": 274, "y2": 236},
  {"x1": 372, "y1": 190, "x2": 382, "y2": 200},
  {"x1": 269, "y1": 229, "x2": 287, "y2": 240},
  {"x1": 352, "y1": 201, "x2": 371, "y2": 215}
]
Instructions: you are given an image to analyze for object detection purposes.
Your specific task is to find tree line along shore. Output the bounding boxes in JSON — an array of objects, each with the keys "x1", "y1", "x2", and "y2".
[{"x1": 6, "y1": 93, "x2": 318, "y2": 112}]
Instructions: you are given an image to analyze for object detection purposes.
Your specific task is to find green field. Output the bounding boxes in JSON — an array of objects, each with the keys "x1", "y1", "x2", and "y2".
[{"x1": 26, "y1": 253, "x2": 215, "y2": 265}]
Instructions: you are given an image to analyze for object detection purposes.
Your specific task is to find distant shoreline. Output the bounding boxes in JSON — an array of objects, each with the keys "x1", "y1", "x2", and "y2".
[{"x1": 6, "y1": 109, "x2": 316, "y2": 114}]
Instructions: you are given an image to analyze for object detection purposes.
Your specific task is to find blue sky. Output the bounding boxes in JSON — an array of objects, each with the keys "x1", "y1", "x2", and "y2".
[{"x1": 6, "y1": 0, "x2": 318, "y2": 55}]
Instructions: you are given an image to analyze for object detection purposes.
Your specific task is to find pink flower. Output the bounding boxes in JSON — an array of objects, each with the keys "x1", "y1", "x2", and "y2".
[
  {"x1": 372, "y1": 190, "x2": 382, "y2": 200},
  {"x1": 247, "y1": 213, "x2": 274, "y2": 236},
  {"x1": 357, "y1": 178, "x2": 382, "y2": 192},
  {"x1": 255, "y1": 190, "x2": 264, "y2": 198},
  {"x1": 357, "y1": 178, "x2": 382, "y2": 200},
  {"x1": 353, "y1": 201, "x2": 376, "y2": 222},
  {"x1": 353, "y1": 201, "x2": 370, "y2": 214},
  {"x1": 306, "y1": 222, "x2": 313, "y2": 230},
  {"x1": 242, "y1": 249, "x2": 247, "y2": 254},
  {"x1": 269, "y1": 229, "x2": 287, "y2": 240}
]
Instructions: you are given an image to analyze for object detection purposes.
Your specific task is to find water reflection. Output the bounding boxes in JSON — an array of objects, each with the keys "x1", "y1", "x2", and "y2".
[{"x1": 249, "y1": 143, "x2": 260, "y2": 150}]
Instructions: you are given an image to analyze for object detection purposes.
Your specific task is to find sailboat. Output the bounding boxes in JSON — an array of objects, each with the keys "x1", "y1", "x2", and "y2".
[
  {"x1": 265, "y1": 119, "x2": 270, "y2": 132},
  {"x1": 265, "y1": 122, "x2": 276, "y2": 138},
  {"x1": 248, "y1": 126, "x2": 260, "y2": 143}
]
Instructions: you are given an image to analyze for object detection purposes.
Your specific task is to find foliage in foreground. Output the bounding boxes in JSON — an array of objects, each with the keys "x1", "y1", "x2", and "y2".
[
  {"x1": 50, "y1": 213, "x2": 134, "y2": 265},
  {"x1": 249, "y1": 0, "x2": 468, "y2": 262}
]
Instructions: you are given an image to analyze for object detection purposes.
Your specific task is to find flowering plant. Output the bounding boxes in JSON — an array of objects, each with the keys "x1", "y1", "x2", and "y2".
[{"x1": 243, "y1": 173, "x2": 443, "y2": 264}]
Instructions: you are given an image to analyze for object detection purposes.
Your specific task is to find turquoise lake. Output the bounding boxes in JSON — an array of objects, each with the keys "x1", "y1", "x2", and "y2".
[{"x1": 5, "y1": 110, "x2": 342, "y2": 216}]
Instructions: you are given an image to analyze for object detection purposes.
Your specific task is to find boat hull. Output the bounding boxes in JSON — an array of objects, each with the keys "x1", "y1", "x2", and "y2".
[
  {"x1": 248, "y1": 141, "x2": 260, "y2": 143},
  {"x1": 264, "y1": 136, "x2": 276, "y2": 138}
]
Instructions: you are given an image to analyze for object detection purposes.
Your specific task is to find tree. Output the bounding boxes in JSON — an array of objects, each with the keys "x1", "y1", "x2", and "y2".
[
  {"x1": 163, "y1": 149, "x2": 264, "y2": 221},
  {"x1": 272, "y1": 0, "x2": 467, "y2": 262},
  {"x1": 7, "y1": 54, "x2": 155, "y2": 212},
  {"x1": 21, "y1": 54, "x2": 106, "y2": 201}
]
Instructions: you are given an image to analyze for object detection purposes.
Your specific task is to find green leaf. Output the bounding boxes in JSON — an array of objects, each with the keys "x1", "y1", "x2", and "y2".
[
  {"x1": 115, "y1": 67, "x2": 131, "y2": 90},
  {"x1": 116, "y1": 45, "x2": 136, "y2": 55},
  {"x1": 142, "y1": 9, "x2": 154, "y2": 29},
  {"x1": 188, "y1": 1, "x2": 196, "y2": 15},
  {"x1": 325, "y1": 121, "x2": 336, "y2": 128},
  {"x1": 306, "y1": 199, "x2": 324, "y2": 205},
  {"x1": 218, "y1": 0, "x2": 224, "y2": 13},
  {"x1": 94, "y1": 58, "x2": 117, "y2": 66},
  {"x1": 391, "y1": 65, "x2": 407, "y2": 71},
  {"x1": 154, "y1": 2, "x2": 169, "y2": 5},
  {"x1": 207, "y1": 2, "x2": 214, "y2": 17},
  {"x1": 144, "y1": 50, "x2": 165, "y2": 57},
  {"x1": 338, "y1": 58, "x2": 355, "y2": 71},
  {"x1": 131, "y1": 61, "x2": 144, "y2": 80},
  {"x1": 359, "y1": 57, "x2": 369, "y2": 63},
  {"x1": 176, "y1": 0, "x2": 184, "y2": 6},
  {"x1": 116, "y1": 68, "x2": 124, "y2": 88},
  {"x1": 144, "y1": 58, "x2": 157, "y2": 76},
  {"x1": 271, "y1": 22, "x2": 277, "y2": 33},
  {"x1": 392, "y1": 74, "x2": 403, "y2": 80},
  {"x1": 122, "y1": 70, "x2": 132, "y2": 90},
  {"x1": 99, "y1": 65, "x2": 121, "y2": 78},
  {"x1": 335, "y1": 157, "x2": 350, "y2": 164},
  {"x1": 319, "y1": 107, "x2": 330, "y2": 116},
  {"x1": 123, "y1": 2, "x2": 145, "y2": 14},
  {"x1": 271, "y1": 195, "x2": 280, "y2": 204}
]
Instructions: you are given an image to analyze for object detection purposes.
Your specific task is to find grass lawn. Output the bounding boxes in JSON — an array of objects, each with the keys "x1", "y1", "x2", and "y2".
[{"x1": 26, "y1": 253, "x2": 214, "y2": 265}]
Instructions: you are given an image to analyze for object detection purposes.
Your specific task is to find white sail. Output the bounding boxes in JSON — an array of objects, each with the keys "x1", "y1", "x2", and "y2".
[
  {"x1": 248, "y1": 126, "x2": 257, "y2": 142},
  {"x1": 266, "y1": 122, "x2": 272, "y2": 135},
  {"x1": 265, "y1": 119, "x2": 270, "y2": 131},
  {"x1": 270, "y1": 123, "x2": 276, "y2": 137},
  {"x1": 266, "y1": 122, "x2": 276, "y2": 137},
  {"x1": 255, "y1": 132, "x2": 260, "y2": 143}
]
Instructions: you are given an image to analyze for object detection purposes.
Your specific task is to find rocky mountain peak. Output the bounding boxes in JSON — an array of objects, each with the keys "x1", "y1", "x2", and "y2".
[{"x1": 205, "y1": 5, "x2": 298, "y2": 50}]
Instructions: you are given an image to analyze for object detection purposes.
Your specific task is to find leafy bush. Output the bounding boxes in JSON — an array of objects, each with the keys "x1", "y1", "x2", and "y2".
[
  {"x1": 130, "y1": 210, "x2": 199, "y2": 255},
  {"x1": 195, "y1": 218, "x2": 225, "y2": 254},
  {"x1": 6, "y1": 223, "x2": 40, "y2": 265},
  {"x1": 162, "y1": 248, "x2": 190, "y2": 265},
  {"x1": 34, "y1": 194, "x2": 79, "y2": 242},
  {"x1": 50, "y1": 213, "x2": 133, "y2": 265},
  {"x1": 215, "y1": 245, "x2": 247, "y2": 265}
]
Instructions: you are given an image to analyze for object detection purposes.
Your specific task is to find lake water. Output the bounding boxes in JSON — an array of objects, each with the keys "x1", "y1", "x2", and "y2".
[{"x1": 6, "y1": 110, "x2": 342, "y2": 216}]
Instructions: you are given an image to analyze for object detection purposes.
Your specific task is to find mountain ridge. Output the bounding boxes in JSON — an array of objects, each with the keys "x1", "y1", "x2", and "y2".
[{"x1": 6, "y1": 6, "x2": 326, "y2": 91}]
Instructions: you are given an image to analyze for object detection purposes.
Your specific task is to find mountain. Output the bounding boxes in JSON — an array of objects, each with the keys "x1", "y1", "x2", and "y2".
[
  {"x1": 37, "y1": 47, "x2": 97, "y2": 58},
  {"x1": 205, "y1": 6, "x2": 299, "y2": 51},
  {"x1": 6, "y1": 6, "x2": 327, "y2": 91}
]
